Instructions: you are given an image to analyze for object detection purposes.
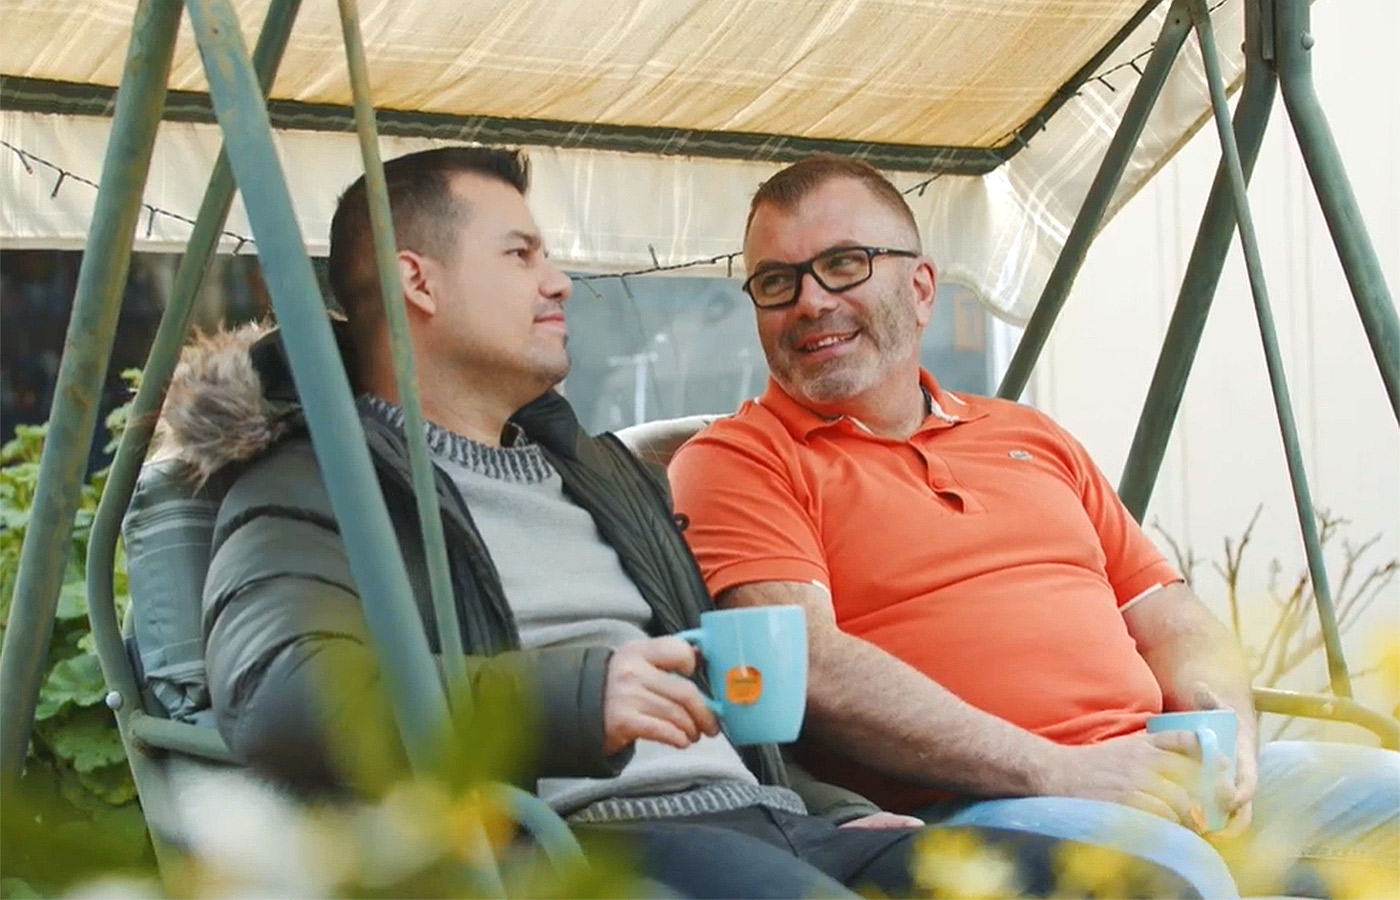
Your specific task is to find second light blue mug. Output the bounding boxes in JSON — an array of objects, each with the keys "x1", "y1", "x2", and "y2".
[
  {"x1": 1145, "y1": 708, "x2": 1238, "y2": 832},
  {"x1": 675, "y1": 605, "x2": 807, "y2": 746}
]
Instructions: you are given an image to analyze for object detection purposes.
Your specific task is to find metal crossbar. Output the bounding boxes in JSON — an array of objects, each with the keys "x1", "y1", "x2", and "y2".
[
  {"x1": 31, "y1": 0, "x2": 578, "y2": 887},
  {"x1": 997, "y1": 0, "x2": 1195, "y2": 401},
  {"x1": 0, "y1": 0, "x2": 184, "y2": 786},
  {"x1": 78, "y1": 0, "x2": 304, "y2": 874},
  {"x1": 334, "y1": 0, "x2": 467, "y2": 692},
  {"x1": 181, "y1": 0, "x2": 452, "y2": 774},
  {"x1": 1187, "y1": 0, "x2": 1349, "y2": 699},
  {"x1": 998, "y1": 0, "x2": 1397, "y2": 738}
]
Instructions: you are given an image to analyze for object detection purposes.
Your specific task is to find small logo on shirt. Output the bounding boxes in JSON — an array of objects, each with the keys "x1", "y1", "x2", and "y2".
[{"x1": 1009, "y1": 450, "x2": 1032, "y2": 460}]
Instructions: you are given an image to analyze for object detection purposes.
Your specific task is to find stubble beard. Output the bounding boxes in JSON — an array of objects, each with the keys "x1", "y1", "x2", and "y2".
[
  {"x1": 767, "y1": 285, "x2": 920, "y2": 405},
  {"x1": 536, "y1": 339, "x2": 571, "y2": 390}
]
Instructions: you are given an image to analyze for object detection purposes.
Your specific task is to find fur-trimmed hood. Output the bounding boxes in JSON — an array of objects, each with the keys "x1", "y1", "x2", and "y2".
[
  {"x1": 155, "y1": 321, "x2": 300, "y2": 487},
  {"x1": 155, "y1": 318, "x2": 587, "y2": 488}
]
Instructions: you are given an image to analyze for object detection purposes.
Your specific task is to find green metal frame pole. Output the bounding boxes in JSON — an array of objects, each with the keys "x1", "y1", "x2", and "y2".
[
  {"x1": 998, "y1": 0, "x2": 1194, "y2": 400},
  {"x1": 334, "y1": 2, "x2": 501, "y2": 892},
  {"x1": 0, "y1": 0, "x2": 184, "y2": 787},
  {"x1": 86, "y1": 0, "x2": 302, "y2": 709},
  {"x1": 1189, "y1": 0, "x2": 1351, "y2": 698},
  {"x1": 184, "y1": 0, "x2": 450, "y2": 770},
  {"x1": 1254, "y1": 688, "x2": 1399, "y2": 750},
  {"x1": 82, "y1": 0, "x2": 302, "y2": 876},
  {"x1": 1274, "y1": 0, "x2": 1399, "y2": 424},
  {"x1": 1119, "y1": 0, "x2": 1277, "y2": 518},
  {"x1": 335, "y1": 0, "x2": 465, "y2": 684}
]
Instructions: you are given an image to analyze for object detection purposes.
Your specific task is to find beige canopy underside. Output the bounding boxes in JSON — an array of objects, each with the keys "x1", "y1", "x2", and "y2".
[
  {"x1": 5, "y1": 0, "x2": 1163, "y2": 149},
  {"x1": 0, "y1": 0, "x2": 1246, "y2": 321}
]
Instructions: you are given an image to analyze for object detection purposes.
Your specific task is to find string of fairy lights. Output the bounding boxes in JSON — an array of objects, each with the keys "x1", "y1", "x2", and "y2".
[{"x1": 2, "y1": 0, "x2": 1236, "y2": 291}]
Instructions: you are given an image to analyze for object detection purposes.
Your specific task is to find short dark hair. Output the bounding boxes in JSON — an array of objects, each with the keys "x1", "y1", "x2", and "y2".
[
  {"x1": 745, "y1": 154, "x2": 919, "y2": 242},
  {"x1": 327, "y1": 146, "x2": 530, "y2": 372}
]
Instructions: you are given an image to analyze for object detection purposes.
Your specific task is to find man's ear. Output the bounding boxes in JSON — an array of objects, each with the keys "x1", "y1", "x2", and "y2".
[
  {"x1": 397, "y1": 250, "x2": 437, "y2": 317},
  {"x1": 912, "y1": 257, "x2": 937, "y2": 328}
]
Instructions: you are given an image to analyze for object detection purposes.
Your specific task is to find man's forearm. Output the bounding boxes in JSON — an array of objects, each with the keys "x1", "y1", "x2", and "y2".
[
  {"x1": 806, "y1": 626, "x2": 1060, "y2": 796},
  {"x1": 721, "y1": 580, "x2": 1066, "y2": 797},
  {"x1": 1156, "y1": 640, "x2": 1253, "y2": 720},
  {"x1": 1127, "y1": 584, "x2": 1257, "y2": 749}
]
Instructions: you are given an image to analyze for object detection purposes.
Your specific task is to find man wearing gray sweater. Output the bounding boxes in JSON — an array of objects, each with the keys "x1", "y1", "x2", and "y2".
[{"x1": 175, "y1": 146, "x2": 1196, "y2": 898}]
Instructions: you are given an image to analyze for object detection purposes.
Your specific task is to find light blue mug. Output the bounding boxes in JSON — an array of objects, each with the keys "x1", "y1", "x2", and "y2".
[
  {"x1": 675, "y1": 605, "x2": 807, "y2": 746},
  {"x1": 1145, "y1": 709, "x2": 1238, "y2": 832}
]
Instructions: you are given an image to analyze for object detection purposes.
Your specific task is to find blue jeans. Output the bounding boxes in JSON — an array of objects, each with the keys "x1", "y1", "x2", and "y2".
[
  {"x1": 576, "y1": 805, "x2": 1201, "y2": 898},
  {"x1": 918, "y1": 741, "x2": 1400, "y2": 898}
]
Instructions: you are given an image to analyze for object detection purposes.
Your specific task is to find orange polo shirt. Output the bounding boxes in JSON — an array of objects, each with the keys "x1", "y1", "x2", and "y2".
[{"x1": 669, "y1": 372, "x2": 1180, "y2": 812}]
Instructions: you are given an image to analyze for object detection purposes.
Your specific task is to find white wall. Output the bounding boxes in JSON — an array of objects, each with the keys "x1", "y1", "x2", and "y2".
[{"x1": 1033, "y1": 0, "x2": 1399, "y2": 735}]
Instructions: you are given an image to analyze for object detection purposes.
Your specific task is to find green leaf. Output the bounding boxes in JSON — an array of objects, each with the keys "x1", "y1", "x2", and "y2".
[
  {"x1": 35, "y1": 654, "x2": 107, "y2": 720},
  {"x1": 0, "y1": 503, "x2": 30, "y2": 531},
  {"x1": 0, "y1": 410, "x2": 149, "y2": 886},
  {"x1": 47, "y1": 708, "x2": 126, "y2": 774},
  {"x1": 55, "y1": 580, "x2": 89, "y2": 621},
  {"x1": 76, "y1": 762, "x2": 139, "y2": 806},
  {"x1": 102, "y1": 374, "x2": 140, "y2": 453},
  {"x1": 71, "y1": 506, "x2": 95, "y2": 534},
  {"x1": 49, "y1": 621, "x2": 89, "y2": 657},
  {"x1": 0, "y1": 423, "x2": 47, "y2": 464},
  {"x1": 1, "y1": 877, "x2": 46, "y2": 899}
]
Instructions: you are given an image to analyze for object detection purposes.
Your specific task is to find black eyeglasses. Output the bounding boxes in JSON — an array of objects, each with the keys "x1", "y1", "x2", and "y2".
[{"x1": 741, "y1": 246, "x2": 920, "y2": 309}]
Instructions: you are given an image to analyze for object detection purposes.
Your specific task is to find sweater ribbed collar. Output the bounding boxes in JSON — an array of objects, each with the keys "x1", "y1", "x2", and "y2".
[{"x1": 359, "y1": 395, "x2": 554, "y2": 484}]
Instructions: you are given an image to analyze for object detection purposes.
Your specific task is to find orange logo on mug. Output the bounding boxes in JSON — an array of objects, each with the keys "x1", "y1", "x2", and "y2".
[{"x1": 725, "y1": 666, "x2": 763, "y2": 704}]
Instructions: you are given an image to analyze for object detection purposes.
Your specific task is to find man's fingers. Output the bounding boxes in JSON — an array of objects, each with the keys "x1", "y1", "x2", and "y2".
[
  {"x1": 840, "y1": 812, "x2": 925, "y2": 830},
  {"x1": 1122, "y1": 790, "x2": 1180, "y2": 824},
  {"x1": 1146, "y1": 729, "x2": 1205, "y2": 759},
  {"x1": 1150, "y1": 746, "x2": 1201, "y2": 787},
  {"x1": 637, "y1": 681, "x2": 717, "y2": 742},
  {"x1": 604, "y1": 697, "x2": 697, "y2": 755},
  {"x1": 633, "y1": 637, "x2": 701, "y2": 676},
  {"x1": 1219, "y1": 801, "x2": 1253, "y2": 839},
  {"x1": 1212, "y1": 766, "x2": 1241, "y2": 816},
  {"x1": 1192, "y1": 684, "x2": 1225, "y2": 711},
  {"x1": 647, "y1": 671, "x2": 721, "y2": 737},
  {"x1": 606, "y1": 641, "x2": 713, "y2": 752},
  {"x1": 1144, "y1": 774, "x2": 1202, "y2": 832},
  {"x1": 621, "y1": 711, "x2": 694, "y2": 750},
  {"x1": 1234, "y1": 751, "x2": 1259, "y2": 804}
]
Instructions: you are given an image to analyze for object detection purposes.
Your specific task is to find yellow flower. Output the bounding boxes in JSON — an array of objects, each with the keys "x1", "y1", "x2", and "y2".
[{"x1": 913, "y1": 828, "x2": 1022, "y2": 899}]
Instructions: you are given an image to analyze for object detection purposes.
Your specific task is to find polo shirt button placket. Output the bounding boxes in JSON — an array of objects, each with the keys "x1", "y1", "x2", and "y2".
[{"x1": 922, "y1": 452, "x2": 953, "y2": 493}]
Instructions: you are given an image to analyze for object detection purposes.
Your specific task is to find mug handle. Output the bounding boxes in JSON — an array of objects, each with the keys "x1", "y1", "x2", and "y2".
[
  {"x1": 674, "y1": 627, "x2": 705, "y2": 650},
  {"x1": 675, "y1": 629, "x2": 723, "y2": 715},
  {"x1": 1195, "y1": 726, "x2": 1224, "y2": 826},
  {"x1": 1195, "y1": 726, "x2": 1222, "y2": 775}
]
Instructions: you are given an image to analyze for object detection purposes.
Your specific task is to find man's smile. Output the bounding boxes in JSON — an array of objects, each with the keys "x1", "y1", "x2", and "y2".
[{"x1": 794, "y1": 329, "x2": 860, "y2": 357}]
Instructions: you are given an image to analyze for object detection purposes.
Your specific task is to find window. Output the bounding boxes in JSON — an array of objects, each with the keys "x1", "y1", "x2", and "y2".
[
  {"x1": 0, "y1": 248, "x2": 1019, "y2": 460},
  {"x1": 562, "y1": 275, "x2": 1014, "y2": 433},
  {"x1": 0, "y1": 250, "x2": 268, "y2": 466}
]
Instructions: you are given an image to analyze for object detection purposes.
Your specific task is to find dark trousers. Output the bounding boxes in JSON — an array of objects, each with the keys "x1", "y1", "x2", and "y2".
[{"x1": 575, "y1": 805, "x2": 1201, "y2": 899}]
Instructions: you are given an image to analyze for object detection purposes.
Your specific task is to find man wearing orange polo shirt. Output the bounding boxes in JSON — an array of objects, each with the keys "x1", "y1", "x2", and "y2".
[{"x1": 669, "y1": 154, "x2": 1398, "y2": 898}]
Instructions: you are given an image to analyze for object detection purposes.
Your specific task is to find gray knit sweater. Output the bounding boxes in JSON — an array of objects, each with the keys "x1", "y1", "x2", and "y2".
[{"x1": 370, "y1": 399, "x2": 803, "y2": 822}]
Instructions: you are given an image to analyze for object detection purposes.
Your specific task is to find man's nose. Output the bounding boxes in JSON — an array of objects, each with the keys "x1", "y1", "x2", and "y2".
[
  {"x1": 792, "y1": 270, "x2": 839, "y2": 316},
  {"x1": 544, "y1": 261, "x2": 572, "y2": 303}
]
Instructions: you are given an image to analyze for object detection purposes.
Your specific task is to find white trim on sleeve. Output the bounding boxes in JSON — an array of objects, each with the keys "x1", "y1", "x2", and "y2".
[{"x1": 1119, "y1": 582, "x2": 1166, "y2": 613}]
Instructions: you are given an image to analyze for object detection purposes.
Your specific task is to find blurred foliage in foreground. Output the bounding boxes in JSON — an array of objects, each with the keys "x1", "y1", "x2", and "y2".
[
  {"x1": 1, "y1": 385, "x2": 149, "y2": 896},
  {"x1": 3, "y1": 376, "x2": 1396, "y2": 897}
]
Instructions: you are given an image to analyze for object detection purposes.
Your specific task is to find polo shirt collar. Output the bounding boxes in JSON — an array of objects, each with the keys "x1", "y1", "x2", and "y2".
[{"x1": 758, "y1": 369, "x2": 988, "y2": 441}]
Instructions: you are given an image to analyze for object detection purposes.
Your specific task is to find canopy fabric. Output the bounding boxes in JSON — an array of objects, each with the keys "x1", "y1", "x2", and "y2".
[
  {"x1": 5, "y1": 0, "x2": 1155, "y2": 153},
  {"x1": 0, "y1": 0, "x2": 1245, "y2": 322}
]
